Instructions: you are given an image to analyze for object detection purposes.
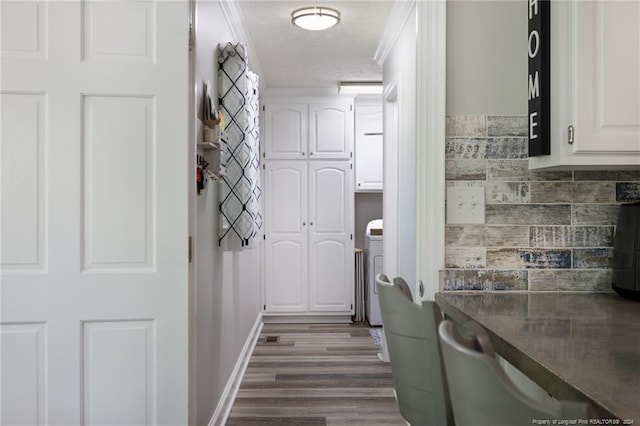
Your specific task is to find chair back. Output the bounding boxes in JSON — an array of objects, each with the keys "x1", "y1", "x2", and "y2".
[
  {"x1": 375, "y1": 274, "x2": 453, "y2": 426},
  {"x1": 438, "y1": 320, "x2": 589, "y2": 426}
]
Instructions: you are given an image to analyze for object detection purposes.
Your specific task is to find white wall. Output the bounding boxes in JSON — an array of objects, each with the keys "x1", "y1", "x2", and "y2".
[
  {"x1": 446, "y1": 0, "x2": 527, "y2": 115},
  {"x1": 382, "y1": 5, "x2": 418, "y2": 287},
  {"x1": 192, "y1": 2, "x2": 262, "y2": 424}
]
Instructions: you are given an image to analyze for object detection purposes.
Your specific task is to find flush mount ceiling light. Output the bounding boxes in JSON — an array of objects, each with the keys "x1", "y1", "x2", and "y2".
[
  {"x1": 338, "y1": 81, "x2": 383, "y2": 95},
  {"x1": 291, "y1": 6, "x2": 340, "y2": 31}
]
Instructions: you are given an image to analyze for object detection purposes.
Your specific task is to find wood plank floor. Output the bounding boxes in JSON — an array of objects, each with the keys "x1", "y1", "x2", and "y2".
[{"x1": 226, "y1": 323, "x2": 406, "y2": 426}]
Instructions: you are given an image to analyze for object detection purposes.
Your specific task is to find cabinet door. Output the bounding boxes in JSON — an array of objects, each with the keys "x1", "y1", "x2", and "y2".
[
  {"x1": 264, "y1": 161, "x2": 308, "y2": 312},
  {"x1": 264, "y1": 103, "x2": 308, "y2": 159},
  {"x1": 573, "y1": 1, "x2": 640, "y2": 153},
  {"x1": 355, "y1": 104, "x2": 383, "y2": 191},
  {"x1": 308, "y1": 162, "x2": 354, "y2": 312},
  {"x1": 309, "y1": 101, "x2": 354, "y2": 159}
]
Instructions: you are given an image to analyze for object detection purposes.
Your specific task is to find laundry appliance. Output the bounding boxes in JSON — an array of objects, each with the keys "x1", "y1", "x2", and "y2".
[{"x1": 365, "y1": 219, "x2": 383, "y2": 326}]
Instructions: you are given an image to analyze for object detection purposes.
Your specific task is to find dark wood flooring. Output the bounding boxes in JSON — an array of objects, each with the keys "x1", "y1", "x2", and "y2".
[{"x1": 226, "y1": 323, "x2": 406, "y2": 426}]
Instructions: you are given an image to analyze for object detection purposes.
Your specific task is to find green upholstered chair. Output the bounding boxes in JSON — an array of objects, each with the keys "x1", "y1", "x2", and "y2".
[
  {"x1": 375, "y1": 274, "x2": 454, "y2": 426},
  {"x1": 438, "y1": 320, "x2": 590, "y2": 426}
]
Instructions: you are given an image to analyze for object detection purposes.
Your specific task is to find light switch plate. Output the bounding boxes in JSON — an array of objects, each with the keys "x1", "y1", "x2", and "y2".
[{"x1": 447, "y1": 186, "x2": 485, "y2": 224}]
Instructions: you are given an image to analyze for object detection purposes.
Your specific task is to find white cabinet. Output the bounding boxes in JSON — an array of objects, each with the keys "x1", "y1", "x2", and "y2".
[
  {"x1": 308, "y1": 162, "x2": 353, "y2": 311},
  {"x1": 309, "y1": 102, "x2": 354, "y2": 159},
  {"x1": 264, "y1": 162, "x2": 308, "y2": 312},
  {"x1": 264, "y1": 161, "x2": 354, "y2": 315},
  {"x1": 530, "y1": 0, "x2": 640, "y2": 170},
  {"x1": 573, "y1": 1, "x2": 640, "y2": 154},
  {"x1": 263, "y1": 103, "x2": 307, "y2": 160},
  {"x1": 263, "y1": 99, "x2": 354, "y2": 160},
  {"x1": 263, "y1": 95, "x2": 355, "y2": 319},
  {"x1": 354, "y1": 102, "x2": 383, "y2": 191}
]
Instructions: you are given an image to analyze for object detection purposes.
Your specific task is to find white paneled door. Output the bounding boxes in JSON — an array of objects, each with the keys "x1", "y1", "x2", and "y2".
[
  {"x1": 263, "y1": 103, "x2": 308, "y2": 160},
  {"x1": 264, "y1": 161, "x2": 308, "y2": 312},
  {"x1": 308, "y1": 162, "x2": 353, "y2": 312},
  {"x1": 1, "y1": 1, "x2": 189, "y2": 425},
  {"x1": 354, "y1": 103, "x2": 383, "y2": 191},
  {"x1": 309, "y1": 102, "x2": 353, "y2": 159},
  {"x1": 573, "y1": 0, "x2": 640, "y2": 153}
]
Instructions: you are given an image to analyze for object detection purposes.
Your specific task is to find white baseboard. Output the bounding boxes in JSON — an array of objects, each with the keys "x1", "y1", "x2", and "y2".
[
  {"x1": 263, "y1": 314, "x2": 353, "y2": 324},
  {"x1": 208, "y1": 312, "x2": 263, "y2": 426}
]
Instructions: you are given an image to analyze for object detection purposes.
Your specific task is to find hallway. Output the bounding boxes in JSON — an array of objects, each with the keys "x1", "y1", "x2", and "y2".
[{"x1": 226, "y1": 323, "x2": 405, "y2": 425}]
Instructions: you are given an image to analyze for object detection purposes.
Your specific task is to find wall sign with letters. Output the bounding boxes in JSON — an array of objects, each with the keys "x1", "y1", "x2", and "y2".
[{"x1": 528, "y1": 0, "x2": 550, "y2": 156}]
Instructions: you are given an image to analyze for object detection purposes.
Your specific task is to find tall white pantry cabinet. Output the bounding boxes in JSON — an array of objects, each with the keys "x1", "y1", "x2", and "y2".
[{"x1": 262, "y1": 98, "x2": 355, "y2": 320}]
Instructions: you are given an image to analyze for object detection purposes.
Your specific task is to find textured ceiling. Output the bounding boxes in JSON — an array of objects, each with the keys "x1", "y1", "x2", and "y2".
[{"x1": 237, "y1": 1, "x2": 394, "y2": 89}]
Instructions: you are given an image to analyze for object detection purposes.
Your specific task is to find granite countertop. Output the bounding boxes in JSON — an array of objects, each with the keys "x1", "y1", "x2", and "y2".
[{"x1": 435, "y1": 292, "x2": 640, "y2": 422}]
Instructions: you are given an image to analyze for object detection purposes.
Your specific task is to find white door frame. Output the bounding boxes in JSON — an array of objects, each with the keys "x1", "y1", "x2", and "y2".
[
  {"x1": 382, "y1": 80, "x2": 399, "y2": 280},
  {"x1": 376, "y1": 0, "x2": 446, "y2": 301},
  {"x1": 415, "y1": 0, "x2": 447, "y2": 301},
  {"x1": 187, "y1": 0, "x2": 197, "y2": 424}
]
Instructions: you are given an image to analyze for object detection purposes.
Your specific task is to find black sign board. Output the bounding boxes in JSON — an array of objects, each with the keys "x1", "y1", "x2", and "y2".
[{"x1": 528, "y1": 0, "x2": 550, "y2": 156}]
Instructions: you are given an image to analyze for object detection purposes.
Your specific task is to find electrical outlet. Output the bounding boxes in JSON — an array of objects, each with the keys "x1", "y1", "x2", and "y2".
[{"x1": 446, "y1": 186, "x2": 485, "y2": 224}]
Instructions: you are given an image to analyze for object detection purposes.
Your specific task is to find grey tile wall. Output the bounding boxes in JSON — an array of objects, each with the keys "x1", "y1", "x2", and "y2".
[{"x1": 443, "y1": 115, "x2": 640, "y2": 293}]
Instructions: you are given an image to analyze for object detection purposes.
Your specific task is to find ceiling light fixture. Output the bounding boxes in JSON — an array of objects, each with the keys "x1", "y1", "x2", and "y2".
[
  {"x1": 338, "y1": 81, "x2": 383, "y2": 95},
  {"x1": 291, "y1": 6, "x2": 340, "y2": 31}
]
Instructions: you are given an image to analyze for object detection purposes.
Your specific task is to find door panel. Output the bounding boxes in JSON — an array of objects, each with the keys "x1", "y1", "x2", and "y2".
[
  {"x1": 308, "y1": 162, "x2": 353, "y2": 312},
  {"x1": 264, "y1": 103, "x2": 308, "y2": 159},
  {"x1": 1, "y1": 0, "x2": 47, "y2": 59},
  {"x1": 0, "y1": 93, "x2": 46, "y2": 271},
  {"x1": 355, "y1": 104, "x2": 383, "y2": 191},
  {"x1": 264, "y1": 161, "x2": 308, "y2": 312},
  {"x1": 265, "y1": 239, "x2": 308, "y2": 311},
  {"x1": 309, "y1": 102, "x2": 353, "y2": 159},
  {"x1": 309, "y1": 163, "x2": 349, "y2": 234},
  {"x1": 309, "y1": 238, "x2": 352, "y2": 311},
  {"x1": 82, "y1": 95, "x2": 155, "y2": 270},
  {"x1": 265, "y1": 161, "x2": 307, "y2": 235},
  {"x1": 0, "y1": 1, "x2": 189, "y2": 424},
  {"x1": 82, "y1": 320, "x2": 155, "y2": 425},
  {"x1": 83, "y1": 0, "x2": 155, "y2": 63},
  {"x1": 0, "y1": 323, "x2": 46, "y2": 425},
  {"x1": 574, "y1": 0, "x2": 640, "y2": 153}
]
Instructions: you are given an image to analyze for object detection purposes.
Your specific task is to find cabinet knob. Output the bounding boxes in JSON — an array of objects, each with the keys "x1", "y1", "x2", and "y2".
[
  {"x1": 310, "y1": 152, "x2": 314, "y2": 156},
  {"x1": 302, "y1": 222, "x2": 306, "y2": 226},
  {"x1": 302, "y1": 152, "x2": 305, "y2": 156},
  {"x1": 310, "y1": 222, "x2": 314, "y2": 226}
]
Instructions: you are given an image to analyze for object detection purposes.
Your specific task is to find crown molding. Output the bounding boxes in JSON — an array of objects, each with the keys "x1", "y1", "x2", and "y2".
[
  {"x1": 218, "y1": 0, "x2": 264, "y2": 79},
  {"x1": 373, "y1": 0, "x2": 417, "y2": 65}
]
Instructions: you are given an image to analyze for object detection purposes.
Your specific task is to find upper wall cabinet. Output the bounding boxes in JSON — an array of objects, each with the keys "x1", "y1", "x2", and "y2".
[
  {"x1": 529, "y1": 0, "x2": 640, "y2": 170},
  {"x1": 309, "y1": 102, "x2": 353, "y2": 159},
  {"x1": 263, "y1": 103, "x2": 308, "y2": 160},
  {"x1": 263, "y1": 98, "x2": 354, "y2": 160},
  {"x1": 355, "y1": 100, "x2": 383, "y2": 192}
]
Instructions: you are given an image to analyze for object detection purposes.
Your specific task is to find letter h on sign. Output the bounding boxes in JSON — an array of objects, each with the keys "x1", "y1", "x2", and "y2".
[{"x1": 528, "y1": 0, "x2": 550, "y2": 156}]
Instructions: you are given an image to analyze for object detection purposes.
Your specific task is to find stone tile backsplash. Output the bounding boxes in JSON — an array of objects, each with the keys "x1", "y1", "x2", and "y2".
[{"x1": 443, "y1": 115, "x2": 640, "y2": 293}]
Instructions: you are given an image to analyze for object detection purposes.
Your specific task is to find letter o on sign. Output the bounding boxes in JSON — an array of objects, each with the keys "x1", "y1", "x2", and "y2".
[{"x1": 528, "y1": 30, "x2": 540, "y2": 58}]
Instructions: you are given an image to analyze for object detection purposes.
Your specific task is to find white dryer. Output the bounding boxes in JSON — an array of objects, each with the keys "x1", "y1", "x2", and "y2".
[{"x1": 365, "y1": 219, "x2": 383, "y2": 326}]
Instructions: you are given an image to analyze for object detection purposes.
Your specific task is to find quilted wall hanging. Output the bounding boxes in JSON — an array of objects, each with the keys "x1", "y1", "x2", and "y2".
[{"x1": 217, "y1": 42, "x2": 262, "y2": 250}]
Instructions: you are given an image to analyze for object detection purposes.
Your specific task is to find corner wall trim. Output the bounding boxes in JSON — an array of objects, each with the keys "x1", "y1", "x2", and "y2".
[
  {"x1": 208, "y1": 312, "x2": 264, "y2": 426},
  {"x1": 415, "y1": 0, "x2": 446, "y2": 301},
  {"x1": 374, "y1": 0, "x2": 417, "y2": 65}
]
